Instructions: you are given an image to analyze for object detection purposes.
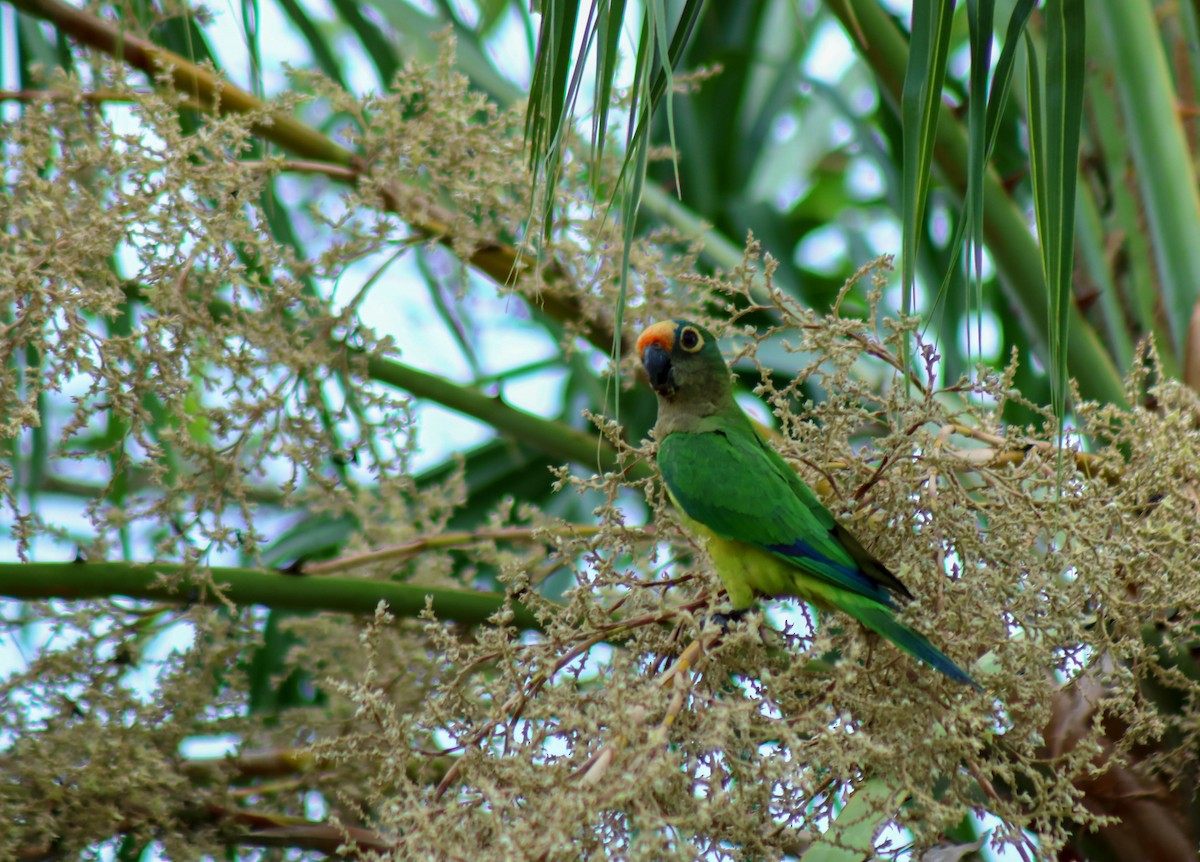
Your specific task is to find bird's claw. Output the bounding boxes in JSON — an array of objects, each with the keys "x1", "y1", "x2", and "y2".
[{"x1": 704, "y1": 607, "x2": 749, "y2": 634}]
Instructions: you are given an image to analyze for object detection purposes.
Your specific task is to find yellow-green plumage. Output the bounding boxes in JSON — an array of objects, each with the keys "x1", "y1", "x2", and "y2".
[
  {"x1": 668, "y1": 497, "x2": 827, "y2": 611},
  {"x1": 638, "y1": 318, "x2": 978, "y2": 688}
]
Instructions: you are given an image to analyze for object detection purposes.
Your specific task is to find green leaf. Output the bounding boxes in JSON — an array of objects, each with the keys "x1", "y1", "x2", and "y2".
[
  {"x1": 963, "y1": 0, "x2": 992, "y2": 361},
  {"x1": 372, "y1": 0, "x2": 524, "y2": 103},
  {"x1": 1094, "y1": 2, "x2": 1200, "y2": 357},
  {"x1": 15, "y1": 9, "x2": 61, "y2": 70},
  {"x1": 473, "y1": 0, "x2": 509, "y2": 37},
  {"x1": 591, "y1": 0, "x2": 627, "y2": 173},
  {"x1": 153, "y1": 9, "x2": 215, "y2": 67},
  {"x1": 957, "y1": 0, "x2": 1034, "y2": 359},
  {"x1": 261, "y1": 512, "x2": 358, "y2": 568},
  {"x1": 275, "y1": 0, "x2": 349, "y2": 90},
  {"x1": 246, "y1": 610, "x2": 325, "y2": 715},
  {"x1": 416, "y1": 248, "x2": 482, "y2": 380},
  {"x1": 525, "y1": 0, "x2": 579, "y2": 191},
  {"x1": 800, "y1": 776, "x2": 905, "y2": 861},
  {"x1": 829, "y1": 0, "x2": 1127, "y2": 408},
  {"x1": 900, "y1": 0, "x2": 956, "y2": 309},
  {"x1": 329, "y1": 0, "x2": 399, "y2": 88},
  {"x1": 1028, "y1": 0, "x2": 1086, "y2": 430},
  {"x1": 984, "y1": 0, "x2": 1036, "y2": 161}
]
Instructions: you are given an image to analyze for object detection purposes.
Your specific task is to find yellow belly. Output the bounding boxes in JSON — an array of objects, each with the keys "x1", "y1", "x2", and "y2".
[{"x1": 675, "y1": 509, "x2": 833, "y2": 612}]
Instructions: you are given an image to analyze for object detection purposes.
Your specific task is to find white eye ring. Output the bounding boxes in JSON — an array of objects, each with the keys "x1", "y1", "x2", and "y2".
[{"x1": 679, "y1": 327, "x2": 702, "y2": 352}]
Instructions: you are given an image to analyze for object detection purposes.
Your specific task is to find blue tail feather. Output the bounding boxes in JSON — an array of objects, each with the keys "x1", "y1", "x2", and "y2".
[{"x1": 854, "y1": 604, "x2": 981, "y2": 690}]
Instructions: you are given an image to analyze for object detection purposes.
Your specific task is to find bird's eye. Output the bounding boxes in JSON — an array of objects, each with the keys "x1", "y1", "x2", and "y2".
[{"x1": 679, "y1": 326, "x2": 703, "y2": 352}]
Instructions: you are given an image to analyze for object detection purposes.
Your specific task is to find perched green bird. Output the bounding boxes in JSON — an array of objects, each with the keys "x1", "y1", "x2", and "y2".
[{"x1": 638, "y1": 319, "x2": 978, "y2": 688}]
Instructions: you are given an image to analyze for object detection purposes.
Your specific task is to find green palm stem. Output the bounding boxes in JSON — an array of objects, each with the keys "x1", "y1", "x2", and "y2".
[{"x1": 0, "y1": 561, "x2": 543, "y2": 629}]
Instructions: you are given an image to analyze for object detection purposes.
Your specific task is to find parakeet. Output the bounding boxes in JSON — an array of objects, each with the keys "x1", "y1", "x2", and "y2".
[{"x1": 638, "y1": 318, "x2": 978, "y2": 688}]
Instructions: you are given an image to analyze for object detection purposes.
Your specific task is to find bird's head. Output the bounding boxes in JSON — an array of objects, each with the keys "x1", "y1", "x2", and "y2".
[{"x1": 636, "y1": 319, "x2": 729, "y2": 408}]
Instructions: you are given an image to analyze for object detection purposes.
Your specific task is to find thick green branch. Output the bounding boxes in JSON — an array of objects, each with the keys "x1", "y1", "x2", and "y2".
[
  {"x1": 366, "y1": 355, "x2": 641, "y2": 476},
  {"x1": 120, "y1": 283, "x2": 636, "y2": 476},
  {"x1": 0, "y1": 562, "x2": 544, "y2": 629}
]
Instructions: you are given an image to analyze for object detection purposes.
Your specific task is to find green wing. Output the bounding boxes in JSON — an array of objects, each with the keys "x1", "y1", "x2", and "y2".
[
  {"x1": 658, "y1": 420, "x2": 980, "y2": 689},
  {"x1": 657, "y1": 423, "x2": 907, "y2": 607}
]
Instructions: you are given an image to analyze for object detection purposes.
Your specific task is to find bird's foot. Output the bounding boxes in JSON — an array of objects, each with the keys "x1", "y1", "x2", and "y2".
[{"x1": 703, "y1": 607, "x2": 750, "y2": 634}]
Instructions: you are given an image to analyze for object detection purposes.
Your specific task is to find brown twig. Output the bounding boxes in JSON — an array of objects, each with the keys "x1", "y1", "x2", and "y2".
[
  {"x1": 240, "y1": 159, "x2": 361, "y2": 182},
  {"x1": 303, "y1": 524, "x2": 654, "y2": 575},
  {"x1": 0, "y1": 87, "x2": 142, "y2": 102},
  {"x1": 575, "y1": 634, "x2": 711, "y2": 785}
]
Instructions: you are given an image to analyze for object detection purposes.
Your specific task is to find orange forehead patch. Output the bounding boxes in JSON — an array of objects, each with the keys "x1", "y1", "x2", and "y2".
[{"x1": 636, "y1": 320, "x2": 677, "y2": 358}]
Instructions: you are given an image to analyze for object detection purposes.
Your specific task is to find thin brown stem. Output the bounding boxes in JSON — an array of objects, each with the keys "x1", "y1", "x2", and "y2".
[{"x1": 303, "y1": 524, "x2": 653, "y2": 576}]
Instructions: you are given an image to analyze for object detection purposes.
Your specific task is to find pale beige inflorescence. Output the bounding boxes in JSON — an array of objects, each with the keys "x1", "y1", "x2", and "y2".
[{"x1": 1, "y1": 32, "x2": 1199, "y2": 862}]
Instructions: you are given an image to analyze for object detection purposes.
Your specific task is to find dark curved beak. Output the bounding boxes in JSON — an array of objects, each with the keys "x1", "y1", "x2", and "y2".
[{"x1": 641, "y1": 343, "x2": 674, "y2": 395}]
